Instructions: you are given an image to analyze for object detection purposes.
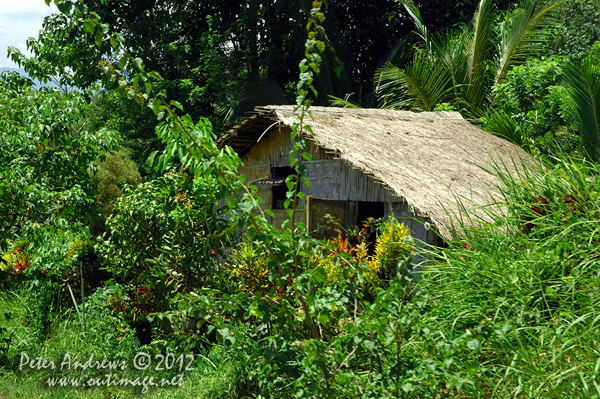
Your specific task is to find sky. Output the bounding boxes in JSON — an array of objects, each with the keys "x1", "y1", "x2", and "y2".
[{"x1": 0, "y1": 0, "x2": 58, "y2": 68}]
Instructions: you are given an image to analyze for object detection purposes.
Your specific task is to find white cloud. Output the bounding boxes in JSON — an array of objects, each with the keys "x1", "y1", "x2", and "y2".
[{"x1": 0, "y1": 0, "x2": 59, "y2": 68}]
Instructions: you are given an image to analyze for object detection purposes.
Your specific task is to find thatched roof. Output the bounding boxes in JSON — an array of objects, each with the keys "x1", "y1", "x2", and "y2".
[{"x1": 218, "y1": 105, "x2": 533, "y2": 240}]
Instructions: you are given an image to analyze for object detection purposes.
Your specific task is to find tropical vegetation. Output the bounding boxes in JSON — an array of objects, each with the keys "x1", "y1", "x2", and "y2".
[{"x1": 0, "y1": 0, "x2": 599, "y2": 398}]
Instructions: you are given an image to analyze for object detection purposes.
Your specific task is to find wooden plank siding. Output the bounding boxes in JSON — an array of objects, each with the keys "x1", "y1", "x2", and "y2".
[{"x1": 241, "y1": 126, "x2": 331, "y2": 168}]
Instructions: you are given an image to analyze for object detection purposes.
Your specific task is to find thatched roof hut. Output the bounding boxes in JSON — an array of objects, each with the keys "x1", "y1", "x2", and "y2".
[{"x1": 218, "y1": 105, "x2": 532, "y2": 241}]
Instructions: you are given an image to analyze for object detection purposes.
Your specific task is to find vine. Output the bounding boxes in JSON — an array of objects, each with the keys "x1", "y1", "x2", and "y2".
[
  {"x1": 43, "y1": 2, "x2": 474, "y2": 397},
  {"x1": 55, "y1": 0, "x2": 333, "y2": 382}
]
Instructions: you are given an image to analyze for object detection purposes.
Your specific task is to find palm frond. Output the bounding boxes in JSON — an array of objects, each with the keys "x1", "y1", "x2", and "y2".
[
  {"x1": 564, "y1": 57, "x2": 600, "y2": 162},
  {"x1": 495, "y1": 0, "x2": 561, "y2": 85},
  {"x1": 328, "y1": 94, "x2": 361, "y2": 109},
  {"x1": 380, "y1": 35, "x2": 416, "y2": 68},
  {"x1": 375, "y1": 52, "x2": 454, "y2": 111},
  {"x1": 399, "y1": 0, "x2": 430, "y2": 51},
  {"x1": 431, "y1": 29, "x2": 471, "y2": 109},
  {"x1": 467, "y1": 0, "x2": 497, "y2": 114},
  {"x1": 376, "y1": 0, "x2": 561, "y2": 116},
  {"x1": 481, "y1": 108, "x2": 533, "y2": 152}
]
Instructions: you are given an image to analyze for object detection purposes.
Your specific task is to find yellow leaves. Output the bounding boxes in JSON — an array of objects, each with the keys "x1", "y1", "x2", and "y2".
[
  {"x1": 303, "y1": 252, "x2": 341, "y2": 285},
  {"x1": 355, "y1": 244, "x2": 368, "y2": 262},
  {"x1": 359, "y1": 217, "x2": 414, "y2": 294},
  {"x1": 228, "y1": 242, "x2": 271, "y2": 295}
]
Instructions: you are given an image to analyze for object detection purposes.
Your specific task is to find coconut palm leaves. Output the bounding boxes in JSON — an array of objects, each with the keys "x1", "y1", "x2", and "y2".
[
  {"x1": 466, "y1": 0, "x2": 496, "y2": 112},
  {"x1": 375, "y1": 51, "x2": 454, "y2": 111},
  {"x1": 480, "y1": 108, "x2": 533, "y2": 152},
  {"x1": 495, "y1": 1, "x2": 562, "y2": 84},
  {"x1": 564, "y1": 56, "x2": 600, "y2": 162},
  {"x1": 376, "y1": 0, "x2": 561, "y2": 116}
]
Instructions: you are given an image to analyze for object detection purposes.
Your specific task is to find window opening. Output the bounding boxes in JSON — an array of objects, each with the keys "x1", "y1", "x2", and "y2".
[{"x1": 271, "y1": 166, "x2": 295, "y2": 210}]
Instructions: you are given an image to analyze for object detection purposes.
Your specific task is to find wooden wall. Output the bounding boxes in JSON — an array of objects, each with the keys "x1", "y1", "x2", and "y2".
[
  {"x1": 238, "y1": 125, "x2": 436, "y2": 247},
  {"x1": 241, "y1": 125, "x2": 331, "y2": 168},
  {"x1": 338, "y1": 163, "x2": 399, "y2": 203}
]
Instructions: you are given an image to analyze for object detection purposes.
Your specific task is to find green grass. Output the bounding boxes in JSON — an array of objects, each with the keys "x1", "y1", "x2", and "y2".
[
  {"x1": 0, "y1": 291, "x2": 246, "y2": 399},
  {"x1": 415, "y1": 155, "x2": 600, "y2": 398},
  {"x1": 2, "y1": 155, "x2": 600, "y2": 398}
]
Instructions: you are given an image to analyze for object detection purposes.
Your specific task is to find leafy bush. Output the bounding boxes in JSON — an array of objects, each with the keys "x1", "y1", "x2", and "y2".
[
  {"x1": 0, "y1": 73, "x2": 120, "y2": 252},
  {"x1": 18, "y1": 227, "x2": 96, "y2": 339},
  {"x1": 90, "y1": 147, "x2": 142, "y2": 220},
  {"x1": 228, "y1": 242, "x2": 271, "y2": 296},
  {"x1": 2, "y1": 287, "x2": 140, "y2": 384},
  {"x1": 98, "y1": 170, "x2": 236, "y2": 334},
  {"x1": 551, "y1": 0, "x2": 600, "y2": 60},
  {"x1": 78, "y1": 287, "x2": 141, "y2": 358},
  {"x1": 84, "y1": 91, "x2": 162, "y2": 178},
  {"x1": 369, "y1": 216, "x2": 414, "y2": 280},
  {"x1": 1, "y1": 228, "x2": 93, "y2": 340},
  {"x1": 490, "y1": 57, "x2": 578, "y2": 153}
]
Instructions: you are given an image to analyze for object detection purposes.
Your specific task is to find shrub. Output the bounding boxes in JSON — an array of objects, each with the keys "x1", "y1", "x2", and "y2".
[
  {"x1": 491, "y1": 57, "x2": 578, "y2": 154},
  {"x1": 0, "y1": 74, "x2": 120, "y2": 252},
  {"x1": 228, "y1": 242, "x2": 270, "y2": 296},
  {"x1": 80, "y1": 286, "x2": 141, "y2": 357},
  {"x1": 97, "y1": 170, "x2": 236, "y2": 335},
  {"x1": 90, "y1": 147, "x2": 142, "y2": 220},
  {"x1": 369, "y1": 216, "x2": 414, "y2": 279},
  {"x1": 18, "y1": 227, "x2": 95, "y2": 339}
]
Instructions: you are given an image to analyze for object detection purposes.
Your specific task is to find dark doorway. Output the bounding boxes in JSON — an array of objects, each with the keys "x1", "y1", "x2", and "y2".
[
  {"x1": 356, "y1": 202, "x2": 385, "y2": 254},
  {"x1": 356, "y1": 202, "x2": 385, "y2": 225}
]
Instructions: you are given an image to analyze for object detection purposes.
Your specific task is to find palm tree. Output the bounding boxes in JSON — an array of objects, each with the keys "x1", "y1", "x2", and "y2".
[
  {"x1": 563, "y1": 55, "x2": 600, "y2": 162},
  {"x1": 375, "y1": 0, "x2": 561, "y2": 116}
]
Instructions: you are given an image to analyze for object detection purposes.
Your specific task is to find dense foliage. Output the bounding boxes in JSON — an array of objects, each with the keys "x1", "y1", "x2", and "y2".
[
  {"x1": 0, "y1": 72, "x2": 119, "y2": 250},
  {"x1": 1, "y1": 0, "x2": 600, "y2": 397}
]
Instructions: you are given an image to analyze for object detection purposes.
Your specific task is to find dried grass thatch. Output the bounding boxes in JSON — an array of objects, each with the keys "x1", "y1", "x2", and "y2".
[{"x1": 218, "y1": 105, "x2": 534, "y2": 240}]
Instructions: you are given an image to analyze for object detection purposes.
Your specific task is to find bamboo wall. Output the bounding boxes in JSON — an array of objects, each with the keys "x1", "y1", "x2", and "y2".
[{"x1": 238, "y1": 125, "x2": 436, "y2": 247}]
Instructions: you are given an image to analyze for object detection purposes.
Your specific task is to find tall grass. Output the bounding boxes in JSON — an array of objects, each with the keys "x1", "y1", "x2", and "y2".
[
  {"x1": 0, "y1": 290, "x2": 246, "y2": 399},
  {"x1": 419, "y1": 155, "x2": 600, "y2": 397}
]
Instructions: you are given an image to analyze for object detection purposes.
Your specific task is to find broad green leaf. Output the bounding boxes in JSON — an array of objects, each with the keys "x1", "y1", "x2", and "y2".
[
  {"x1": 95, "y1": 30, "x2": 103, "y2": 47},
  {"x1": 84, "y1": 18, "x2": 96, "y2": 34},
  {"x1": 318, "y1": 313, "x2": 329, "y2": 325},
  {"x1": 110, "y1": 36, "x2": 119, "y2": 49}
]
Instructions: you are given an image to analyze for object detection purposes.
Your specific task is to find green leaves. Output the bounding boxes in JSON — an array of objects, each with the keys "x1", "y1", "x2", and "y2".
[
  {"x1": 84, "y1": 18, "x2": 96, "y2": 34},
  {"x1": 564, "y1": 56, "x2": 600, "y2": 162},
  {"x1": 480, "y1": 108, "x2": 532, "y2": 151},
  {"x1": 376, "y1": 54, "x2": 454, "y2": 111},
  {"x1": 495, "y1": 0, "x2": 561, "y2": 85},
  {"x1": 376, "y1": 0, "x2": 562, "y2": 116},
  {"x1": 0, "y1": 79, "x2": 120, "y2": 244}
]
